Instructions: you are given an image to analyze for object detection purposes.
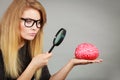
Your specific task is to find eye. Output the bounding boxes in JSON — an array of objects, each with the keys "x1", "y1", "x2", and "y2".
[{"x1": 25, "y1": 19, "x2": 33, "y2": 24}]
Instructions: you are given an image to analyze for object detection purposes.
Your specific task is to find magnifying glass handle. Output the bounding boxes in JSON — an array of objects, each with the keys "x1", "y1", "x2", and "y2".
[{"x1": 48, "y1": 45, "x2": 55, "y2": 53}]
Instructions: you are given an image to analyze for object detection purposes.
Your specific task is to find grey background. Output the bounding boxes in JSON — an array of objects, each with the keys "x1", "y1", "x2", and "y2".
[{"x1": 0, "y1": 0, "x2": 120, "y2": 80}]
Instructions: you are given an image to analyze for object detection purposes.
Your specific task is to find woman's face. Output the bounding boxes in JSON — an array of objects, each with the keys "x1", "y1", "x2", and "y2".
[{"x1": 20, "y1": 8, "x2": 41, "y2": 40}]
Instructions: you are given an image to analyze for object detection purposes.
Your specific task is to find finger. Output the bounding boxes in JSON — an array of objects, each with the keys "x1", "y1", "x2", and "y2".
[
  {"x1": 45, "y1": 52, "x2": 52, "y2": 58},
  {"x1": 47, "y1": 51, "x2": 52, "y2": 54},
  {"x1": 94, "y1": 59, "x2": 103, "y2": 63},
  {"x1": 88, "y1": 59, "x2": 103, "y2": 63}
]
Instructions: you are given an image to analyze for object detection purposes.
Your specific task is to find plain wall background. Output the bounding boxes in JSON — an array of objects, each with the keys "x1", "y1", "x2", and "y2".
[{"x1": 0, "y1": 0, "x2": 120, "y2": 80}]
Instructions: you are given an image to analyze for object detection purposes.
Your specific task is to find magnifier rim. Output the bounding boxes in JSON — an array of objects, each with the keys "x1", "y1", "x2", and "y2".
[
  {"x1": 55, "y1": 28, "x2": 66, "y2": 37},
  {"x1": 53, "y1": 28, "x2": 66, "y2": 46}
]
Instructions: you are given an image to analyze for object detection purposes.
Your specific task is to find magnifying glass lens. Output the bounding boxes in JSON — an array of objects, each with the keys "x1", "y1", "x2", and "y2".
[{"x1": 48, "y1": 28, "x2": 66, "y2": 53}]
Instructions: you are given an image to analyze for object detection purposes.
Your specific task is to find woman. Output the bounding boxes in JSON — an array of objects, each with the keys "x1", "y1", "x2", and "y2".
[{"x1": 0, "y1": 0, "x2": 102, "y2": 80}]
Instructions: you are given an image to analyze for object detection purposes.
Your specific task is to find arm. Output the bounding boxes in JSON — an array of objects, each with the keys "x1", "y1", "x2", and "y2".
[
  {"x1": 50, "y1": 58, "x2": 103, "y2": 80},
  {"x1": 17, "y1": 53, "x2": 52, "y2": 80},
  {"x1": 17, "y1": 61, "x2": 37, "y2": 80}
]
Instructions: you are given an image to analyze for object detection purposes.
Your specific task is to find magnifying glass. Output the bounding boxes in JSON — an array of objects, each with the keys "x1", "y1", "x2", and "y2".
[{"x1": 48, "y1": 28, "x2": 66, "y2": 53}]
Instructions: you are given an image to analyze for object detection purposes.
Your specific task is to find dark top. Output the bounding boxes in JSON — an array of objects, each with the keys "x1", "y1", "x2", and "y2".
[{"x1": 0, "y1": 43, "x2": 51, "y2": 80}]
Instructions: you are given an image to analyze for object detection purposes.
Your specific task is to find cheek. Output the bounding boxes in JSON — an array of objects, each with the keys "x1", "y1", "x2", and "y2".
[
  {"x1": 20, "y1": 23, "x2": 24, "y2": 32},
  {"x1": 20, "y1": 22, "x2": 27, "y2": 37},
  {"x1": 36, "y1": 28, "x2": 40, "y2": 33}
]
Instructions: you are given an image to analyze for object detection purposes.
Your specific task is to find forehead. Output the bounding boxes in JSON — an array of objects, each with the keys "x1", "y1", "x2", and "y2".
[{"x1": 22, "y1": 8, "x2": 41, "y2": 20}]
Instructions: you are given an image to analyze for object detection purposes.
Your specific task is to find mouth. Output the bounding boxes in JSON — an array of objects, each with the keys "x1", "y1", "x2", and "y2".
[{"x1": 29, "y1": 33, "x2": 36, "y2": 36}]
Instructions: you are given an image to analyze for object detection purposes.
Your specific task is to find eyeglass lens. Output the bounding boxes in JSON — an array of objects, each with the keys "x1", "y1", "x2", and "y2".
[{"x1": 21, "y1": 18, "x2": 41, "y2": 28}]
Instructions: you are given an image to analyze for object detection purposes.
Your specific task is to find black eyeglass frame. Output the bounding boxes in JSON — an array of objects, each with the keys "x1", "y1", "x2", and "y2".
[{"x1": 21, "y1": 18, "x2": 42, "y2": 28}]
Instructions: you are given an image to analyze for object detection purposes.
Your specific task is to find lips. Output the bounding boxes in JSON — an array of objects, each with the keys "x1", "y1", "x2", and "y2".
[{"x1": 29, "y1": 33, "x2": 36, "y2": 36}]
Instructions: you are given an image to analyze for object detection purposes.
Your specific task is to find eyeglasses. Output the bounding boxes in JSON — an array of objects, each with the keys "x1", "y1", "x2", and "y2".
[{"x1": 21, "y1": 18, "x2": 42, "y2": 28}]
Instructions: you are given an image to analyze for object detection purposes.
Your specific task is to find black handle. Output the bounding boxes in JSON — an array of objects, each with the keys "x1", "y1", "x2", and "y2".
[{"x1": 48, "y1": 45, "x2": 55, "y2": 53}]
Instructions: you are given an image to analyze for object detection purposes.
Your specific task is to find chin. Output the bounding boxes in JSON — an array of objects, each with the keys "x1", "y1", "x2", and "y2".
[
  {"x1": 28, "y1": 38, "x2": 35, "y2": 40},
  {"x1": 22, "y1": 36, "x2": 35, "y2": 41},
  {"x1": 28, "y1": 39, "x2": 34, "y2": 41},
  {"x1": 25, "y1": 37, "x2": 35, "y2": 41}
]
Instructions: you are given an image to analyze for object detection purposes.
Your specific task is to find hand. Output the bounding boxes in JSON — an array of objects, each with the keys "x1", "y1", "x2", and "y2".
[
  {"x1": 70, "y1": 58, "x2": 103, "y2": 66},
  {"x1": 31, "y1": 52, "x2": 52, "y2": 70}
]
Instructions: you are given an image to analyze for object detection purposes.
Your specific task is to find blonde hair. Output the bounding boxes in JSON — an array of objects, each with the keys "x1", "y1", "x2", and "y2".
[{"x1": 0, "y1": 0, "x2": 46, "y2": 79}]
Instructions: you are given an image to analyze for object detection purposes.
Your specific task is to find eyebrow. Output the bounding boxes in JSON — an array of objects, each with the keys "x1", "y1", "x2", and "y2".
[{"x1": 21, "y1": 18, "x2": 41, "y2": 21}]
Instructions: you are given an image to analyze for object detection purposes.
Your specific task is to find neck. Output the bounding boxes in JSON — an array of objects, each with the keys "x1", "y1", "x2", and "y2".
[{"x1": 19, "y1": 40, "x2": 26, "y2": 49}]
